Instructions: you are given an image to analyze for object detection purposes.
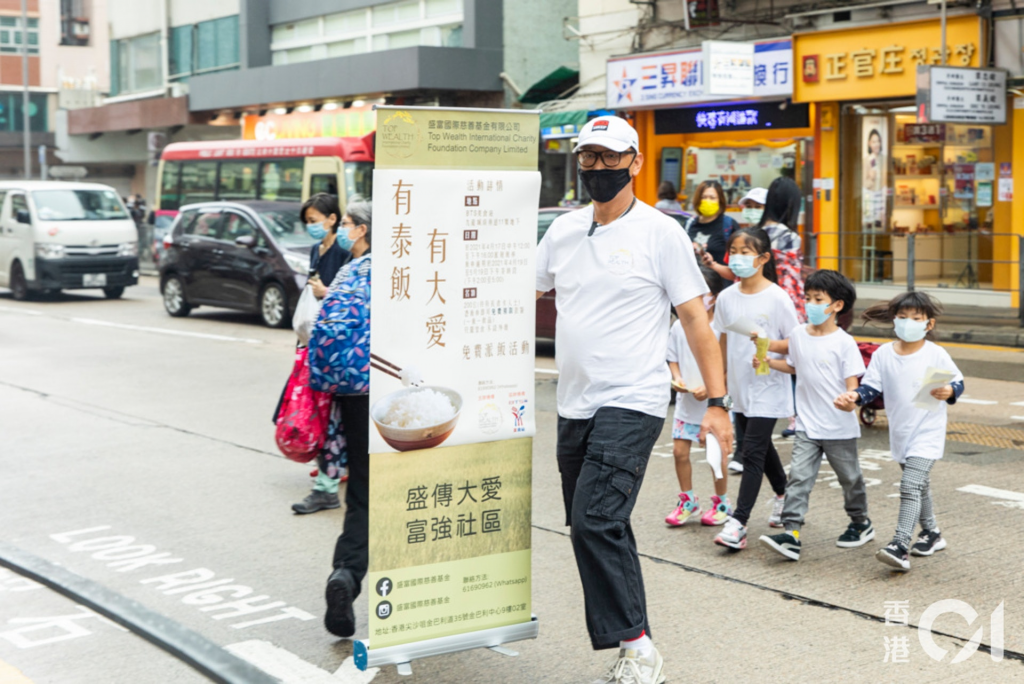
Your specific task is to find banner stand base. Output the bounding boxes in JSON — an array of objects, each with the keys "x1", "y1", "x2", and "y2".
[{"x1": 354, "y1": 616, "x2": 539, "y2": 674}]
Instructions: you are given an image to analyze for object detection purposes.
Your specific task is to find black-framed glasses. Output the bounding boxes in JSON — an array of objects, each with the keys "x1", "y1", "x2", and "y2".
[{"x1": 576, "y1": 149, "x2": 636, "y2": 169}]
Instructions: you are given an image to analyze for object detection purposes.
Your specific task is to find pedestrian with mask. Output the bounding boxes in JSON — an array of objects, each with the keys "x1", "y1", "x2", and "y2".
[
  {"x1": 739, "y1": 187, "x2": 767, "y2": 226},
  {"x1": 758, "y1": 177, "x2": 807, "y2": 438},
  {"x1": 536, "y1": 115, "x2": 733, "y2": 684},
  {"x1": 686, "y1": 180, "x2": 739, "y2": 283},
  {"x1": 290, "y1": 193, "x2": 353, "y2": 514}
]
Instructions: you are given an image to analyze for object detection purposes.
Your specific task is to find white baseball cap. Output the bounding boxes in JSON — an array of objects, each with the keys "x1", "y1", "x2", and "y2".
[
  {"x1": 573, "y1": 116, "x2": 639, "y2": 153},
  {"x1": 739, "y1": 187, "x2": 768, "y2": 206}
]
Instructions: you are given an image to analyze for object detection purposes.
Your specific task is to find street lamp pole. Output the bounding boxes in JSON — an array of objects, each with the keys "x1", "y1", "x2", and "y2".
[{"x1": 21, "y1": 0, "x2": 30, "y2": 180}]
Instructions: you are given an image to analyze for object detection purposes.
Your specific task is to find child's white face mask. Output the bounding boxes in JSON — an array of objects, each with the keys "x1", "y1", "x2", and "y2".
[{"x1": 702, "y1": 294, "x2": 715, "y2": 311}]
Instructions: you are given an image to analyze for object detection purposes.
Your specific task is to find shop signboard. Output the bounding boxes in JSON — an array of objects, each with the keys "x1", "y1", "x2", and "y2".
[
  {"x1": 704, "y1": 41, "x2": 754, "y2": 96},
  {"x1": 242, "y1": 106, "x2": 375, "y2": 140},
  {"x1": 653, "y1": 101, "x2": 810, "y2": 135},
  {"x1": 357, "y1": 106, "x2": 541, "y2": 672},
  {"x1": 794, "y1": 15, "x2": 983, "y2": 102},
  {"x1": 607, "y1": 39, "x2": 791, "y2": 109},
  {"x1": 917, "y1": 66, "x2": 1007, "y2": 125}
]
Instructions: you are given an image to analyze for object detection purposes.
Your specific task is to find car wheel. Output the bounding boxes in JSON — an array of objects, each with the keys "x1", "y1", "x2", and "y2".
[
  {"x1": 103, "y1": 286, "x2": 125, "y2": 300},
  {"x1": 10, "y1": 261, "x2": 29, "y2": 301},
  {"x1": 162, "y1": 275, "x2": 192, "y2": 317},
  {"x1": 260, "y1": 282, "x2": 288, "y2": 328}
]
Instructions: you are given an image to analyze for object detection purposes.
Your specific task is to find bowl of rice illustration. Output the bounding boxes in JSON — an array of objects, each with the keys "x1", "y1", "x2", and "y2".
[{"x1": 371, "y1": 386, "x2": 463, "y2": 451}]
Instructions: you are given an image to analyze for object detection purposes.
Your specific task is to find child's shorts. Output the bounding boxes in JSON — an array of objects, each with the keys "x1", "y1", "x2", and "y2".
[{"x1": 672, "y1": 418, "x2": 701, "y2": 443}]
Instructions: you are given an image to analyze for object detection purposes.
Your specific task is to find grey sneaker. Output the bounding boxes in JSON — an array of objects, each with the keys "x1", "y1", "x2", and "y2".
[
  {"x1": 292, "y1": 490, "x2": 340, "y2": 514},
  {"x1": 592, "y1": 647, "x2": 665, "y2": 684}
]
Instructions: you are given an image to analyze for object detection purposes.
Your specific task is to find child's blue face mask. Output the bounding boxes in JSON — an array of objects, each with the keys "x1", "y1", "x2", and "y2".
[
  {"x1": 805, "y1": 301, "x2": 833, "y2": 326},
  {"x1": 728, "y1": 254, "x2": 758, "y2": 278},
  {"x1": 894, "y1": 317, "x2": 928, "y2": 342}
]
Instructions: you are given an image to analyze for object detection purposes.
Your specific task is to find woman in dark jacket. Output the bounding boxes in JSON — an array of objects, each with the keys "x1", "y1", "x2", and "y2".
[
  {"x1": 302, "y1": 193, "x2": 352, "y2": 299},
  {"x1": 687, "y1": 179, "x2": 739, "y2": 282}
]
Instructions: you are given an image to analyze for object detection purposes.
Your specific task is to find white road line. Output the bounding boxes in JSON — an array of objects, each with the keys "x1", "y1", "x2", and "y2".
[
  {"x1": 69, "y1": 317, "x2": 263, "y2": 344},
  {"x1": 957, "y1": 398, "x2": 998, "y2": 405},
  {"x1": 1012, "y1": 416, "x2": 1024, "y2": 422},
  {"x1": 534, "y1": 368, "x2": 558, "y2": 375},
  {"x1": 226, "y1": 640, "x2": 378, "y2": 683},
  {"x1": 0, "y1": 306, "x2": 42, "y2": 316},
  {"x1": 956, "y1": 484, "x2": 1024, "y2": 502},
  {"x1": 1010, "y1": 401, "x2": 1024, "y2": 407}
]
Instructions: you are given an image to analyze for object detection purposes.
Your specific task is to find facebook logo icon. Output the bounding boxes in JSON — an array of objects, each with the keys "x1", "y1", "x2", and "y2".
[{"x1": 376, "y1": 577, "x2": 393, "y2": 597}]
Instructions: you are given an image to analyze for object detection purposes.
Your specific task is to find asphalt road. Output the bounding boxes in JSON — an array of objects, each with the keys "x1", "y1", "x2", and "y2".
[{"x1": 1, "y1": 277, "x2": 1023, "y2": 683}]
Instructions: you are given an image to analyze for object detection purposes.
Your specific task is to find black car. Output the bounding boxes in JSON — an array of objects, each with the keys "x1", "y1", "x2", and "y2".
[{"x1": 159, "y1": 200, "x2": 315, "y2": 327}]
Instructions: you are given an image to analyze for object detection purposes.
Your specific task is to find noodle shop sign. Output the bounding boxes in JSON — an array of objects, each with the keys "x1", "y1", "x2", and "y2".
[{"x1": 241, "y1": 106, "x2": 374, "y2": 141}]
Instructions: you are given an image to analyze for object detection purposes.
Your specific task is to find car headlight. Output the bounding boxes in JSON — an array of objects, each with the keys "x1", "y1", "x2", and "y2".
[
  {"x1": 117, "y1": 242, "x2": 138, "y2": 257},
  {"x1": 35, "y1": 243, "x2": 65, "y2": 259},
  {"x1": 284, "y1": 252, "x2": 308, "y2": 274}
]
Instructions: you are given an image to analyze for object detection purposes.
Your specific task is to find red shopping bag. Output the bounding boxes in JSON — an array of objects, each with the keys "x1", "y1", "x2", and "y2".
[{"x1": 275, "y1": 347, "x2": 332, "y2": 462}]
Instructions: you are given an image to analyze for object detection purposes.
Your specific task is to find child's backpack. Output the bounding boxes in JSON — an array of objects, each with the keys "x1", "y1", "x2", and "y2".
[{"x1": 308, "y1": 256, "x2": 371, "y2": 395}]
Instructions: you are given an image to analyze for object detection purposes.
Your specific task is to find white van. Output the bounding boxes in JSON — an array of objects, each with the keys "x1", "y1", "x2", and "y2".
[{"x1": 0, "y1": 181, "x2": 139, "y2": 300}]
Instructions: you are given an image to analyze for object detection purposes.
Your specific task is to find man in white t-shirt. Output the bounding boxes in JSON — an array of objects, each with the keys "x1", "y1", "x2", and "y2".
[{"x1": 536, "y1": 115, "x2": 732, "y2": 684}]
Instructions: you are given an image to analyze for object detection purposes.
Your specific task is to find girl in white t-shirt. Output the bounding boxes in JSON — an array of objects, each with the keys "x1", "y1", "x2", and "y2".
[
  {"x1": 665, "y1": 265, "x2": 731, "y2": 527},
  {"x1": 712, "y1": 227, "x2": 800, "y2": 550},
  {"x1": 835, "y1": 292, "x2": 964, "y2": 572}
]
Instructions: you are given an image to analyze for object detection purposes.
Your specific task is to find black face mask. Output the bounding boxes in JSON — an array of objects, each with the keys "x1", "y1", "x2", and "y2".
[{"x1": 580, "y1": 168, "x2": 632, "y2": 203}]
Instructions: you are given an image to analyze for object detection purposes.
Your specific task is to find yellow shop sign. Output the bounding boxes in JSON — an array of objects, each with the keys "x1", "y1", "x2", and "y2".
[{"x1": 794, "y1": 14, "x2": 983, "y2": 102}]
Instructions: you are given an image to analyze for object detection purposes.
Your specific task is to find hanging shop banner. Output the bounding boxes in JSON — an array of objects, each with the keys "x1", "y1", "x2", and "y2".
[
  {"x1": 862, "y1": 116, "x2": 888, "y2": 232},
  {"x1": 367, "y1": 106, "x2": 541, "y2": 652},
  {"x1": 607, "y1": 39, "x2": 792, "y2": 109},
  {"x1": 794, "y1": 15, "x2": 983, "y2": 103},
  {"x1": 916, "y1": 66, "x2": 1008, "y2": 125}
]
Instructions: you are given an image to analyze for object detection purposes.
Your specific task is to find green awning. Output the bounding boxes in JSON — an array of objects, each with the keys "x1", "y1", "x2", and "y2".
[
  {"x1": 519, "y1": 66, "x2": 579, "y2": 104},
  {"x1": 539, "y1": 109, "x2": 589, "y2": 130}
]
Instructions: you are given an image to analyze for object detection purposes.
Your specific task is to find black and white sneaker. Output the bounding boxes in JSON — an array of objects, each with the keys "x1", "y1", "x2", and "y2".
[
  {"x1": 910, "y1": 529, "x2": 947, "y2": 556},
  {"x1": 759, "y1": 531, "x2": 801, "y2": 561},
  {"x1": 836, "y1": 519, "x2": 875, "y2": 548},
  {"x1": 876, "y1": 542, "x2": 910, "y2": 571}
]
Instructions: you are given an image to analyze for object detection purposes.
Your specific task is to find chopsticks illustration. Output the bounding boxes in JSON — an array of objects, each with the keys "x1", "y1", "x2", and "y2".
[{"x1": 370, "y1": 353, "x2": 402, "y2": 380}]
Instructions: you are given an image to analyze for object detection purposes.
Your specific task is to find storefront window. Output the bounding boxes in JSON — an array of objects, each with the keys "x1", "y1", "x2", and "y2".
[
  {"x1": 842, "y1": 104, "x2": 995, "y2": 289},
  {"x1": 682, "y1": 144, "x2": 806, "y2": 222}
]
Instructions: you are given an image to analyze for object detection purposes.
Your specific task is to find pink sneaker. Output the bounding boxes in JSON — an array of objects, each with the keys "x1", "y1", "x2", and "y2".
[
  {"x1": 700, "y1": 495, "x2": 731, "y2": 526},
  {"x1": 665, "y1": 493, "x2": 702, "y2": 527}
]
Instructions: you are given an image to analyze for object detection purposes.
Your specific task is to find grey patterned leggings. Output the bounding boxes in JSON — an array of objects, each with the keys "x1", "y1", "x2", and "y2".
[{"x1": 894, "y1": 457, "x2": 938, "y2": 547}]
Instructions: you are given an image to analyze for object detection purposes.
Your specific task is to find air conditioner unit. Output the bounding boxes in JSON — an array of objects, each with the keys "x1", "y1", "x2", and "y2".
[{"x1": 170, "y1": 82, "x2": 189, "y2": 98}]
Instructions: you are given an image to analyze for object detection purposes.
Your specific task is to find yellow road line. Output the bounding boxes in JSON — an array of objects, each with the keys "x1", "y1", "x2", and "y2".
[
  {"x1": 854, "y1": 336, "x2": 1024, "y2": 353},
  {"x1": 0, "y1": 659, "x2": 35, "y2": 684}
]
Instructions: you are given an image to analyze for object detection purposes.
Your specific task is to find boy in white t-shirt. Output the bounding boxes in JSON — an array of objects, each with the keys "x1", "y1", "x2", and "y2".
[
  {"x1": 755, "y1": 271, "x2": 872, "y2": 561},
  {"x1": 836, "y1": 291, "x2": 963, "y2": 572}
]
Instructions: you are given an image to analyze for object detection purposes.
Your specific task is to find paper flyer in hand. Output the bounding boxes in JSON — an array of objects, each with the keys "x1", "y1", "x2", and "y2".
[
  {"x1": 725, "y1": 316, "x2": 766, "y2": 338},
  {"x1": 912, "y1": 367, "x2": 957, "y2": 410}
]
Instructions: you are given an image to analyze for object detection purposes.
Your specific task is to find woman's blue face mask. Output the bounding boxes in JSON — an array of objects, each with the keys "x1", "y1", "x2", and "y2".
[{"x1": 306, "y1": 222, "x2": 327, "y2": 240}]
